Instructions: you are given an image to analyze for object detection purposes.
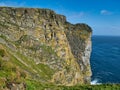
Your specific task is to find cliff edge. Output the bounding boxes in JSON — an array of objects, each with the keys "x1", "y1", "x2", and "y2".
[{"x1": 0, "y1": 7, "x2": 92, "y2": 88}]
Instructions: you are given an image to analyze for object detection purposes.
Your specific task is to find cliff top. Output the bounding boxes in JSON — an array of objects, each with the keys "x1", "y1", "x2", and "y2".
[{"x1": 0, "y1": 6, "x2": 92, "y2": 32}]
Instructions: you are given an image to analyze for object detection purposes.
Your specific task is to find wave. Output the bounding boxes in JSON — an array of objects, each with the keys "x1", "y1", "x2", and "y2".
[{"x1": 91, "y1": 79, "x2": 102, "y2": 85}]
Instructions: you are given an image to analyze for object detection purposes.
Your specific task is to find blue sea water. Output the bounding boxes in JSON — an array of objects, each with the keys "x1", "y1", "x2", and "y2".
[{"x1": 90, "y1": 36, "x2": 120, "y2": 84}]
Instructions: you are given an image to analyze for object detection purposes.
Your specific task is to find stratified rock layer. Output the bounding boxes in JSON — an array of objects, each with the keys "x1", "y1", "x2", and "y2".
[{"x1": 0, "y1": 7, "x2": 92, "y2": 86}]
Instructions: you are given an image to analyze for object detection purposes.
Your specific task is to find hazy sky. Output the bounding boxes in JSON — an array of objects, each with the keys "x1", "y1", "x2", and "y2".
[{"x1": 0, "y1": 0, "x2": 120, "y2": 36}]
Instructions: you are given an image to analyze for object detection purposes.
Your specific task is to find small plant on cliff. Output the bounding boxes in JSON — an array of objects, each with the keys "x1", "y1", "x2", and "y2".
[
  {"x1": 0, "y1": 34, "x2": 7, "y2": 41},
  {"x1": 0, "y1": 49, "x2": 5, "y2": 57}
]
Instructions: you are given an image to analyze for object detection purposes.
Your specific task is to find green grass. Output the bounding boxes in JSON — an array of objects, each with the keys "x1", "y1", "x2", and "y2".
[
  {"x1": 16, "y1": 51, "x2": 55, "y2": 80},
  {"x1": 0, "y1": 55, "x2": 26, "y2": 86},
  {"x1": 25, "y1": 80, "x2": 120, "y2": 90},
  {"x1": 36, "y1": 63, "x2": 55, "y2": 79},
  {"x1": 0, "y1": 43, "x2": 55, "y2": 80}
]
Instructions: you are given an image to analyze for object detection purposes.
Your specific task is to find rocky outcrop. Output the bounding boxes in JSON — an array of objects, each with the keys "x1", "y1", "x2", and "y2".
[{"x1": 0, "y1": 7, "x2": 92, "y2": 86}]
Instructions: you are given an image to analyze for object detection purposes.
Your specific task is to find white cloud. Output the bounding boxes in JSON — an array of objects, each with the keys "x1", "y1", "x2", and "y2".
[
  {"x1": 111, "y1": 26, "x2": 120, "y2": 30},
  {"x1": 65, "y1": 11, "x2": 86, "y2": 23},
  {"x1": 0, "y1": 1, "x2": 25, "y2": 7},
  {"x1": 100, "y1": 10, "x2": 112, "y2": 15},
  {"x1": 67, "y1": 12, "x2": 85, "y2": 20},
  {"x1": 54, "y1": 8, "x2": 86, "y2": 24},
  {"x1": 70, "y1": 12, "x2": 84, "y2": 18}
]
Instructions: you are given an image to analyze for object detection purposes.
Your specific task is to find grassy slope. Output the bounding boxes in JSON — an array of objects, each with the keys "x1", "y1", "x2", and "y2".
[
  {"x1": 26, "y1": 82, "x2": 120, "y2": 90},
  {"x1": 0, "y1": 35, "x2": 55, "y2": 89}
]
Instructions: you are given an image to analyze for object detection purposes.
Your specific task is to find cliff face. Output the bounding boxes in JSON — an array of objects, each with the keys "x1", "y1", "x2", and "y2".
[{"x1": 0, "y1": 7, "x2": 92, "y2": 87}]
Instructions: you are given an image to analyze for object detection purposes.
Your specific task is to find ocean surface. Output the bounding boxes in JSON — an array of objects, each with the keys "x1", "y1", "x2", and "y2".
[{"x1": 90, "y1": 36, "x2": 120, "y2": 84}]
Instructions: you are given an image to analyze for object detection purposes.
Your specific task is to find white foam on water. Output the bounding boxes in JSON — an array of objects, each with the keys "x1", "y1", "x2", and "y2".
[{"x1": 91, "y1": 79, "x2": 102, "y2": 85}]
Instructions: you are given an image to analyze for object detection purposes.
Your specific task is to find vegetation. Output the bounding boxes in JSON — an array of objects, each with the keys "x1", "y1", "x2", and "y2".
[
  {"x1": 0, "y1": 43, "x2": 56, "y2": 89},
  {"x1": 25, "y1": 81, "x2": 120, "y2": 90},
  {"x1": 61, "y1": 84, "x2": 120, "y2": 90},
  {"x1": 0, "y1": 56, "x2": 27, "y2": 88},
  {"x1": 0, "y1": 49, "x2": 5, "y2": 57},
  {"x1": 0, "y1": 34, "x2": 7, "y2": 41}
]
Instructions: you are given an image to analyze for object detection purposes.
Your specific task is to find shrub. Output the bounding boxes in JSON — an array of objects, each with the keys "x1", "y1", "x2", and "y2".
[
  {"x1": 0, "y1": 49, "x2": 5, "y2": 57},
  {"x1": 0, "y1": 34, "x2": 7, "y2": 40}
]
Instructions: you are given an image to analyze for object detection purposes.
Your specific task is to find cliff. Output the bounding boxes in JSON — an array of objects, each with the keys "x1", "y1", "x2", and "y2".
[{"x1": 0, "y1": 7, "x2": 92, "y2": 89}]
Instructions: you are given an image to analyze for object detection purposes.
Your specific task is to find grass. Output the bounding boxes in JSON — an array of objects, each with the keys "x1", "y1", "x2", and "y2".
[
  {"x1": 25, "y1": 80, "x2": 120, "y2": 90},
  {"x1": 0, "y1": 55, "x2": 27, "y2": 87},
  {"x1": 16, "y1": 51, "x2": 55, "y2": 80},
  {"x1": 0, "y1": 43, "x2": 55, "y2": 89}
]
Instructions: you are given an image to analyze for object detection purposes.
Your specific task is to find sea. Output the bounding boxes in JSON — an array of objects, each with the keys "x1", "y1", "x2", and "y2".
[{"x1": 90, "y1": 36, "x2": 120, "y2": 85}]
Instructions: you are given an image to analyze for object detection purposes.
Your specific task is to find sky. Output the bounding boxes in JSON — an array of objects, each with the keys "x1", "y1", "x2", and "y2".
[{"x1": 0, "y1": 0, "x2": 120, "y2": 36}]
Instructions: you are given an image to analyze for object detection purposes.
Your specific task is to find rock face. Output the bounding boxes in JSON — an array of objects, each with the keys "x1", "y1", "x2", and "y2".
[{"x1": 0, "y1": 7, "x2": 92, "y2": 86}]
